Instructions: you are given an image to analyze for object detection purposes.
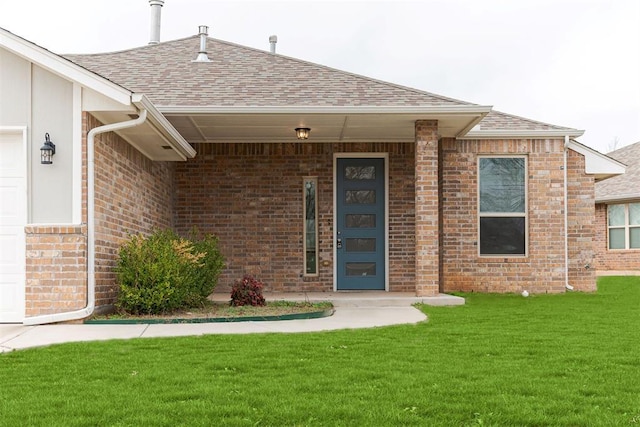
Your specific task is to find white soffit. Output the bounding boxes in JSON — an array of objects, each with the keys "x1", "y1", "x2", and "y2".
[{"x1": 160, "y1": 105, "x2": 493, "y2": 143}]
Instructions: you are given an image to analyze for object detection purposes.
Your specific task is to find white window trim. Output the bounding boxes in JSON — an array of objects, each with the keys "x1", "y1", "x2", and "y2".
[
  {"x1": 477, "y1": 155, "x2": 528, "y2": 257},
  {"x1": 607, "y1": 203, "x2": 640, "y2": 250},
  {"x1": 303, "y1": 176, "x2": 319, "y2": 277}
]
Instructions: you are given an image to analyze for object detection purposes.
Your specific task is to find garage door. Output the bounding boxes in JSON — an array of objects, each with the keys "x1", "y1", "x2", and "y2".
[{"x1": 0, "y1": 130, "x2": 26, "y2": 323}]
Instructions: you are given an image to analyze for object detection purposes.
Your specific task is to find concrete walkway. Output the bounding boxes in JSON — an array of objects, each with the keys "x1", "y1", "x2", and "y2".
[{"x1": 0, "y1": 292, "x2": 463, "y2": 353}]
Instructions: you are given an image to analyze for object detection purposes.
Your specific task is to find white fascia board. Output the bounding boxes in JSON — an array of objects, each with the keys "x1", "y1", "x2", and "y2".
[
  {"x1": 132, "y1": 94, "x2": 196, "y2": 159},
  {"x1": 595, "y1": 195, "x2": 640, "y2": 204},
  {"x1": 158, "y1": 105, "x2": 493, "y2": 116},
  {"x1": 0, "y1": 28, "x2": 131, "y2": 106},
  {"x1": 460, "y1": 129, "x2": 585, "y2": 139},
  {"x1": 567, "y1": 140, "x2": 626, "y2": 176}
]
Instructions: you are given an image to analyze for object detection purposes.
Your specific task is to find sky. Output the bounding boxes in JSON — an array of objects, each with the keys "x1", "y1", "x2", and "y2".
[{"x1": 2, "y1": 0, "x2": 638, "y2": 153}]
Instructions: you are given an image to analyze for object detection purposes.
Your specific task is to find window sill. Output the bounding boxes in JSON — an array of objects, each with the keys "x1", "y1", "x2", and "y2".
[{"x1": 477, "y1": 256, "x2": 528, "y2": 263}]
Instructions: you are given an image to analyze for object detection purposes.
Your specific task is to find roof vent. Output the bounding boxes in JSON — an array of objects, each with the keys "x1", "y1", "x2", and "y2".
[
  {"x1": 148, "y1": 0, "x2": 164, "y2": 45},
  {"x1": 269, "y1": 35, "x2": 277, "y2": 54},
  {"x1": 192, "y1": 25, "x2": 212, "y2": 62}
]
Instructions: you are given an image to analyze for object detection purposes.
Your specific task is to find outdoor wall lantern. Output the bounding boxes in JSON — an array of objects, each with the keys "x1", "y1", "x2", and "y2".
[
  {"x1": 295, "y1": 127, "x2": 311, "y2": 140},
  {"x1": 40, "y1": 133, "x2": 56, "y2": 165}
]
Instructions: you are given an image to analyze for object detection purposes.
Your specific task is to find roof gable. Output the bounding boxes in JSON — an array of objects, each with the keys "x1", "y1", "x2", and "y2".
[
  {"x1": 0, "y1": 26, "x2": 131, "y2": 105},
  {"x1": 0, "y1": 26, "x2": 194, "y2": 161}
]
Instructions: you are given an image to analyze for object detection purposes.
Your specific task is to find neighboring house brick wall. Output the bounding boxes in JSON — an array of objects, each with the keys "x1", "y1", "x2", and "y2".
[
  {"x1": 24, "y1": 225, "x2": 87, "y2": 316},
  {"x1": 566, "y1": 149, "x2": 596, "y2": 291},
  {"x1": 174, "y1": 142, "x2": 416, "y2": 293},
  {"x1": 440, "y1": 138, "x2": 573, "y2": 293},
  {"x1": 88, "y1": 114, "x2": 176, "y2": 308},
  {"x1": 594, "y1": 203, "x2": 640, "y2": 272}
]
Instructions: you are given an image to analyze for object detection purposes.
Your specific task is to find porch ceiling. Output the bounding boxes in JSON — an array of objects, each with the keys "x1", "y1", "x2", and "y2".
[
  {"x1": 89, "y1": 106, "x2": 491, "y2": 161},
  {"x1": 160, "y1": 106, "x2": 492, "y2": 144}
]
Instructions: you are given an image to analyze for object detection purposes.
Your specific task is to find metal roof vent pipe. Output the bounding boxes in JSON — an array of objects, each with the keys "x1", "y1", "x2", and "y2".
[
  {"x1": 192, "y1": 25, "x2": 212, "y2": 62},
  {"x1": 148, "y1": 0, "x2": 164, "y2": 45},
  {"x1": 269, "y1": 35, "x2": 277, "y2": 54}
]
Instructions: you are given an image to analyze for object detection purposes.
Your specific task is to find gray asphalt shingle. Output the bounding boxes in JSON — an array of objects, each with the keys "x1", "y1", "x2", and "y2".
[
  {"x1": 595, "y1": 141, "x2": 640, "y2": 202},
  {"x1": 64, "y1": 34, "x2": 577, "y2": 133}
]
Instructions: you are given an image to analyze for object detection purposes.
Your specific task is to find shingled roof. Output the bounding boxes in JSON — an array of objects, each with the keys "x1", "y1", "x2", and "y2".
[
  {"x1": 595, "y1": 141, "x2": 640, "y2": 202},
  {"x1": 63, "y1": 34, "x2": 582, "y2": 135},
  {"x1": 64, "y1": 35, "x2": 468, "y2": 108},
  {"x1": 63, "y1": 36, "x2": 574, "y2": 131}
]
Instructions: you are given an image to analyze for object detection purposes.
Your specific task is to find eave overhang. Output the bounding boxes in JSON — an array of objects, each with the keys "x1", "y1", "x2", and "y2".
[
  {"x1": 595, "y1": 195, "x2": 640, "y2": 204},
  {"x1": 567, "y1": 140, "x2": 626, "y2": 182},
  {"x1": 460, "y1": 129, "x2": 586, "y2": 139},
  {"x1": 158, "y1": 105, "x2": 493, "y2": 143}
]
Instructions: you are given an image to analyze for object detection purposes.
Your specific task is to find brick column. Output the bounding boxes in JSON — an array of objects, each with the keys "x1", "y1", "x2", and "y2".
[{"x1": 415, "y1": 120, "x2": 440, "y2": 296}]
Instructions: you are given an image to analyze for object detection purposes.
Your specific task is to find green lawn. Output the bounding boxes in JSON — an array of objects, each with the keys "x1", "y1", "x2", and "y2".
[{"x1": 1, "y1": 277, "x2": 639, "y2": 426}]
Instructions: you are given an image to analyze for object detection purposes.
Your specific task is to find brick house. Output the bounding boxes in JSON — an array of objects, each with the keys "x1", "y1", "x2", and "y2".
[
  {"x1": 0, "y1": 24, "x2": 624, "y2": 325},
  {"x1": 594, "y1": 141, "x2": 640, "y2": 274}
]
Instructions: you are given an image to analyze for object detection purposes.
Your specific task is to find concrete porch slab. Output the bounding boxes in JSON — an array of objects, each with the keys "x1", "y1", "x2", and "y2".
[{"x1": 211, "y1": 291, "x2": 465, "y2": 307}]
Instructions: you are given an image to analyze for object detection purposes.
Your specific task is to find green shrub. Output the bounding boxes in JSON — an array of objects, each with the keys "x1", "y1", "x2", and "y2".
[
  {"x1": 230, "y1": 275, "x2": 266, "y2": 307},
  {"x1": 187, "y1": 228, "x2": 225, "y2": 303},
  {"x1": 115, "y1": 229, "x2": 224, "y2": 315}
]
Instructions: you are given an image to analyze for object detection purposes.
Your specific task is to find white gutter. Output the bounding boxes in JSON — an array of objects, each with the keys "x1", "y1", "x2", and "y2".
[
  {"x1": 461, "y1": 129, "x2": 585, "y2": 139},
  {"x1": 23, "y1": 110, "x2": 148, "y2": 325},
  {"x1": 132, "y1": 94, "x2": 196, "y2": 159},
  {"x1": 564, "y1": 135, "x2": 574, "y2": 291},
  {"x1": 157, "y1": 105, "x2": 494, "y2": 115}
]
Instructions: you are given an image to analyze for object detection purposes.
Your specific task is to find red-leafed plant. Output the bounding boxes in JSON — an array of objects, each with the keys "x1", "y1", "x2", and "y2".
[{"x1": 230, "y1": 275, "x2": 266, "y2": 307}]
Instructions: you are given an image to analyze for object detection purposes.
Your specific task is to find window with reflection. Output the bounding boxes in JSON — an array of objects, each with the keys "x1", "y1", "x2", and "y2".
[
  {"x1": 608, "y1": 203, "x2": 640, "y2": 249},
  {"x1": 478, "y1": 157, "x2": 527, "y2": 256},
  {"x1": 304, "y1": 177, "x2": 318, "y2": 275}
]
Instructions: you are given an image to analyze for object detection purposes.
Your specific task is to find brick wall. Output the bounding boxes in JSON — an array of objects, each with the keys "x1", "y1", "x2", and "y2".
[
  {"x1": 440, "y1": 138, "x2": 586, "y2": 293},
  {"x1": 566, "y1": 149, "x2": 596, "y2": 290},
  {"x1": 594, "y1": 203, "x2": 640, "y2": 272},
  {"x1": 174, "y1": 142, "x2": 416, "y2": 293},
  {"x1": 88, "y1": 114, "x2": 176, "y2": 307},
  {"x1": 25, "y1": 225, "x2": 87, "y2": 316}
]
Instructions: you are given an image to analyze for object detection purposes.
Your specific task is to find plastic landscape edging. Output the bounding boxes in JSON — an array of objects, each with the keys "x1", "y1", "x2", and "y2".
[{"x1": 84, "y1": 309, "x2": 334, "y2": 324}]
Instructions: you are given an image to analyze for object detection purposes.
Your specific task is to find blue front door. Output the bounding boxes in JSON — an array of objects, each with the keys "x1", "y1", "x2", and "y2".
[{"x1": 336, "y1": 158, "x2": 385, "y2": 290}]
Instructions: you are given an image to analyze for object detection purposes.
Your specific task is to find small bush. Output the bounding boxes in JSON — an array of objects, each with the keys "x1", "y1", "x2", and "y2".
[
  {"x1": 116, "y1": 229, "x2": 224, "y2": 315},
  {"x1": 187, "y1": 228, "x2": 225, "y2": 303},
  {"x1": 230, "y1": 275, "x2": 266, "y2": 307}
]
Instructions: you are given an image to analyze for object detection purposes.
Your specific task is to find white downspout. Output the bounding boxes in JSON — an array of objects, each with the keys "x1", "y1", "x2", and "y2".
[
  {"x1": 23, "y1": 110, "x2": 148, "y2": 325},
  {"x1": 564, "y1": 135, "x2": 574, "y2": 291}
]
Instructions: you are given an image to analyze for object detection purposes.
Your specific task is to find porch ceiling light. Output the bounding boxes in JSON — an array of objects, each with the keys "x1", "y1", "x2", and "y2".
[
  {"x1": 40, "y1": 133, "x2": 56, "y2": 165},
  {"x1": 295, "y1": 127, "x2": 311, "y2": 140}
]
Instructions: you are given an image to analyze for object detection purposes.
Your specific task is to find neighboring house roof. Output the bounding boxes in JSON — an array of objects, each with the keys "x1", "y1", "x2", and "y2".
[
  {"x1": 64, "y1": 35, "x2": 582, "y2": 137},
  {"x1": 595, "y1": 141, "x2": 640, "y2": 203}
]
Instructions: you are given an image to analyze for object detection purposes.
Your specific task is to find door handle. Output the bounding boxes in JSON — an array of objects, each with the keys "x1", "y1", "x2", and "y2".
[{"x1": 337, "y1": 238, "x2": 342, "y2": 249}]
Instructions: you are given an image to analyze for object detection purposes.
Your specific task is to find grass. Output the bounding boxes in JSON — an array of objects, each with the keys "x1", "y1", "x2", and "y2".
[{"x1": 1, "y1": 276, "x2": 639, "y2": 426}]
